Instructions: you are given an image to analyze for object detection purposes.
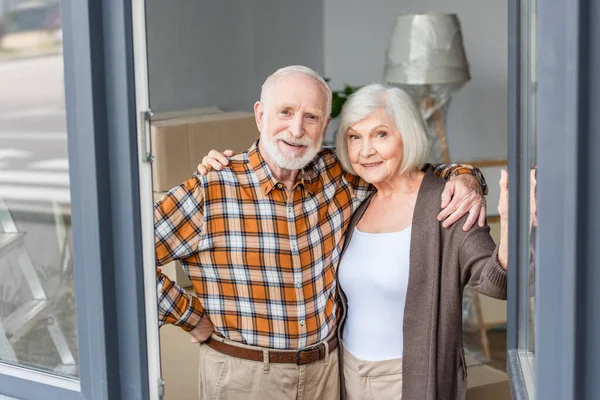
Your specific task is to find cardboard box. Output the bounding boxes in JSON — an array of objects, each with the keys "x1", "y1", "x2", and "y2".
[
  {"x1": 151, "y1": 107, "x2": 221, "y2": 122},
  {"x1": 159, "y1": 260, "x2": 193, "y2": 289},
  {"x1": 151, "y1": 111, "x2": 259, "y2": 192},
  {"x1": 479, "y1": 221, "x2": 508, "y2": 328},
  {"x1": 466, "y1": 355, "x2": 511, "y2": 399},
  {"x1": 160, "y1": 323, "x2": 199, "y2": 400}
]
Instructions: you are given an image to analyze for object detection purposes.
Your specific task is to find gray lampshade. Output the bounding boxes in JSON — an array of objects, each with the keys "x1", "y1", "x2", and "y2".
[{"x1": 384, "y1": 13, "x2": 470, "y2": 85}]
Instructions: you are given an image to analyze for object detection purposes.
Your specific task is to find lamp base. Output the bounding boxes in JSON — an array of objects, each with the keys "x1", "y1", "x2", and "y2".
[{"x1": 389, "y1": 83, "x2": 462, "y2": 164}]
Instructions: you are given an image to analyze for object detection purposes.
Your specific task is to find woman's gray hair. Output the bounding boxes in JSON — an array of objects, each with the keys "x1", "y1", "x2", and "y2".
[
  {"x1": 260, "y1": 65, "x2": 332, "y2": 117},
  {"x1": 335, "y1": 83, "x2": 429, "y2": 175}
]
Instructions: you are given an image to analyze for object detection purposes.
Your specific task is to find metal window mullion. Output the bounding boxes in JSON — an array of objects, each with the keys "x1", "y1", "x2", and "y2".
[
  {"x1": 574, "y1": 1, "x2": 600, "y2": 398},
  {"x1": 517, "y1": 0, "x2": 533, "y2": 355},
  {"x1": 535, "y1": 0, "x2": 583, "y2": 397},
  {"x1": 506, "y1": 0, "x2": 531, "y2": 397}
]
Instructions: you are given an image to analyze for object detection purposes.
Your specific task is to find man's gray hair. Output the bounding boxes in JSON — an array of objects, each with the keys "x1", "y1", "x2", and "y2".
[
  {"x1": 335, "y1": 83, "x2": 430, "y2": 175},
  {"x1": 260, "y1": 65, "x2": 332, "y2": 117}
]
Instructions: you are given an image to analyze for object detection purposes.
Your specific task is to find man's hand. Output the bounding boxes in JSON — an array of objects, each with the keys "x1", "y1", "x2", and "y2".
[
  {"x1": 437, "y1": 174, "x2": 487, "y2": 231},
  {"x1": 189, "y1": 316, "x2": 215, "y2": 344},
  {"x1": 196, "y1": 149, "x2": 234, "y2": 175}
]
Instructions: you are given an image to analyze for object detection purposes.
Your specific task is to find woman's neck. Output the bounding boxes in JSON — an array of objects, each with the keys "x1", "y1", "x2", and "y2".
[{"x1": 372, "y1": 169, "x2": 425, "y2": 199}]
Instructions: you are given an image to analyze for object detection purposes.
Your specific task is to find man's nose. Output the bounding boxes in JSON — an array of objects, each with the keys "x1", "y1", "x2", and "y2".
[{"x1": 288, "y1": 115, "x2": 304, "y2": 138}]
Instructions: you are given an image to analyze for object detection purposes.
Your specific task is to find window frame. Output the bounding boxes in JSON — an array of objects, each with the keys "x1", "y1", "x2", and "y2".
[
  {"x1": 506, "y1": 0, "x2": 532, "y2": 396},
  {"x1": 0, "y1": 0, "x2": 150, "y2": 398},
  {"x1": 506, "y1": 0, "x2": 537, "y2": 397},
  {"x1": 508, "y1": 0, "x2": 600, "y2": 398}
]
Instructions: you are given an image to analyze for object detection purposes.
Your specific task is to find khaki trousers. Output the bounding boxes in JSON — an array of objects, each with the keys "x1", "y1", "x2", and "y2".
[
  {"x1": 198, "y1": 338, "x2": 340, "y2": 400},
  {"x1": 342, "y1": 346, "x2": 403, "y2": 400}
]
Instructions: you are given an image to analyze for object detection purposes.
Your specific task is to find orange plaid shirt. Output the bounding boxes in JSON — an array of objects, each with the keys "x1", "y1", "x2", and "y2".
[{"x1": 154, "y1": 141, "x2": 487, "y2": 350}]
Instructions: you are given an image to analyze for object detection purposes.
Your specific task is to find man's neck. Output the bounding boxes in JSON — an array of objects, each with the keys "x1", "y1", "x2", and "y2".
[{"x1": 258, "y1": 143, "x2": 300, "y2": 189}]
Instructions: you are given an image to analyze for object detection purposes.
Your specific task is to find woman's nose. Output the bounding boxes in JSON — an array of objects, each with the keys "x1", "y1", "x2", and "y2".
[{"x1": 360, "y1": 141, "x2": 376, "y2": 156}]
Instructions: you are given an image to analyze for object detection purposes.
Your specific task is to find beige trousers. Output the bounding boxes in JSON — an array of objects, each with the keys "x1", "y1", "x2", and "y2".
[
  {"x1": 342, "y1": 346, "x2": 403, "y2": 400},
  {"x1": 198, "y1": 338, "x2": 340, "y2": 400}
]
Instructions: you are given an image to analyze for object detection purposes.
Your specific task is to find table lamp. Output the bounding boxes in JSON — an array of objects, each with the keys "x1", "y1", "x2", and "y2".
[{"x1": 384, "y1": 13, "x2": 470, "y2": 164}]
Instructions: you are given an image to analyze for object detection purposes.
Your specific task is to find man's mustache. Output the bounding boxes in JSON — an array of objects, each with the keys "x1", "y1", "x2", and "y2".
[{"x1": 273, "y1": 132, "x2": 314, "y2": 147}]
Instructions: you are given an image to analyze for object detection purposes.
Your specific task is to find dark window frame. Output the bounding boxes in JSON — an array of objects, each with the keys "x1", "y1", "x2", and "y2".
[{"x1": 507, "y1": 0, "x2": 600, "y2": 398}]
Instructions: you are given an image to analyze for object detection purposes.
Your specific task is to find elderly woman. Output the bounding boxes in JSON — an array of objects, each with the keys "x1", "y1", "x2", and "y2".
[{"x1": 334, "y1": 83, "x2": 511, "y2": 400}]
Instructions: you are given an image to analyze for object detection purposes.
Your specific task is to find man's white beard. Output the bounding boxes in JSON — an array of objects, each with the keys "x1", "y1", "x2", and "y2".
[{"x1": 260, "y1": 123, "x2": 323, "y2": 170}]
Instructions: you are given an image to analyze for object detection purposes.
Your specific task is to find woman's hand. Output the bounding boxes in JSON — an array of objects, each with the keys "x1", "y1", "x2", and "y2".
[
  {"x1": 498, "y1": 170, "x2": 508, "y2": 220},
  {"x1": 196, "y1": 149, "x2": 235, "y2": 175},
  {"x1": 497, "y1": 168, "x2": 537, "y2": 226},
  {"x1": 498, "y1": 170, "x2": 509, "y2": 269},
  {"x1": 529, "y1": 168, "x2": 537, "y2": 228}
]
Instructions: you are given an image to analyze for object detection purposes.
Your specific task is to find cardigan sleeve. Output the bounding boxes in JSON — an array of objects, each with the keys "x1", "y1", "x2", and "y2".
[
  {"x1": 456, "y1": 222, "x2": 536, "y2": 300},
  {"x1": 457, "y1": 224, "x2": 508, "y2": 300}
]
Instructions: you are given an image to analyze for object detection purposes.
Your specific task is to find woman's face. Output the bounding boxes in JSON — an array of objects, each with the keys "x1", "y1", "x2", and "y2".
[{"x1": 346, "y1": 109, "x2": 404, "y2": 185}]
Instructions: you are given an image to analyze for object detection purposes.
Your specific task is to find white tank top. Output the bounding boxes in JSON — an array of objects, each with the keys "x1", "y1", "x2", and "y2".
[{"x1": 338, "y1": 226, "x2": 411, "y2": 361}]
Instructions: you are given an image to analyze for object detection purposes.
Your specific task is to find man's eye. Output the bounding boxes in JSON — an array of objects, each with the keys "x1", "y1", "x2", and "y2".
[
  {"x1": 280, "y1": 110, "x2": 290, "y2": 115},
  {"x1": 306, "y1": 114, "x2": 317, "y2": 120}
]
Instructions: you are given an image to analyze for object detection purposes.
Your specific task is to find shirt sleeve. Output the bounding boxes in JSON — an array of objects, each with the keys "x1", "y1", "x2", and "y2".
[
  {"x1": 155, "y1": 175, "x2": 205, "y2": 264},
  {"x1": 430, "y1": 163, "x2": 489, "y2": 195},
  {"x1": 154, "y1": 176, "x2": 206, "y2": 330}
]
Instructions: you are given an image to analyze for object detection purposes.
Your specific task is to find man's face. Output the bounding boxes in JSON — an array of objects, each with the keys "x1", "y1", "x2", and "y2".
[{"x1": 255, "y1": 74, "x2": 329, "y2": 170}]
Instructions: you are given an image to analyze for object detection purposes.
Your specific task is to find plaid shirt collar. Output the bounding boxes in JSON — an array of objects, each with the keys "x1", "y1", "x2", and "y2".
[{"x1": 248, "y1": 140, "x2": 320, "y2": 195}]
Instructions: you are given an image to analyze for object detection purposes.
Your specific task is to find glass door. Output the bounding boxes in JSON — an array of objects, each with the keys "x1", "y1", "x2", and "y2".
[
  {"x1": 0, "y1": 0, "x2": 79, "y2": 387},
  {"x1": 508, "y1": 0, "x2": 538, "y2": 397}
]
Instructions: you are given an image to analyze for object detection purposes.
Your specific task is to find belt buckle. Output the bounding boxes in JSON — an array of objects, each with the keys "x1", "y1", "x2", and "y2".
[{"x1": 295, "y1": 344, "x2": 318, "y2": 366}]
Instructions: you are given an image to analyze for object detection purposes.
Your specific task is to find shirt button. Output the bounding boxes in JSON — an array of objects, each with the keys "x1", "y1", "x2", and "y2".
[
  {"x1": 291, "y1": 243, "x2": 297, "y2": 251},
  {"x1": 276, "y1": 183, "x2": 283, "y2": 189},
  {"x1": 299, "y1": 320, "x2": 305, "y2": 326},
  {"x1": 295, "y1": 281, "x2": 301, "y2": 289}
]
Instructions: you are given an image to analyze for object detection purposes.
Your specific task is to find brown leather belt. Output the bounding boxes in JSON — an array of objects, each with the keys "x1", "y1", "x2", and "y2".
[{"x1": 205, "y1": 335, "x2": 338, "y2": 366}]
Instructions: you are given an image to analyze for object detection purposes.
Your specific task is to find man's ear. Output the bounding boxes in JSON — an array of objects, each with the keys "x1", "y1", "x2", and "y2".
[{"x1": 254, "y1": 101, "x2": 264, "y2": 132}]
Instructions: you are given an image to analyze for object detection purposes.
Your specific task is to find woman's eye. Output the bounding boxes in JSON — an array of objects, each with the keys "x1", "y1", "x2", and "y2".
[{"x1": 377, "y1": 131, "x2": 387, "y2": 138}]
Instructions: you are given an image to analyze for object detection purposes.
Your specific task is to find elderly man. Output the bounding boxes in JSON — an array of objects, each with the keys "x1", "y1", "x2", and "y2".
[{"x1": 154, "y1": 65, "x2": 487, "y2": 400}]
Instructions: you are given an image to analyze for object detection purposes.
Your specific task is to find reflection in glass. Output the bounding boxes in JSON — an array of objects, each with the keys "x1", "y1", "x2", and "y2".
[
  {"x1": 518, "y1": 0, "x2": 537, "y2": 374},
  {"x1": 527, "y1": 0, "x2": 537, "y2": 358},
  {"x1": 528, "y1": 0, "x2": 537, "y2": 359},
  {"x1": 0, "y1": 1, "x2": 78, "y2": 378}
]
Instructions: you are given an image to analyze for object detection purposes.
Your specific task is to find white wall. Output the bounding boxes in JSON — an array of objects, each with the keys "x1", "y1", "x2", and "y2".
[
  {"x1": 324, "y1": 0, "x2": 507, "y2": 161},
  {"x1": 146, "y1": 0, "x2": 325, "y2": 113}
]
